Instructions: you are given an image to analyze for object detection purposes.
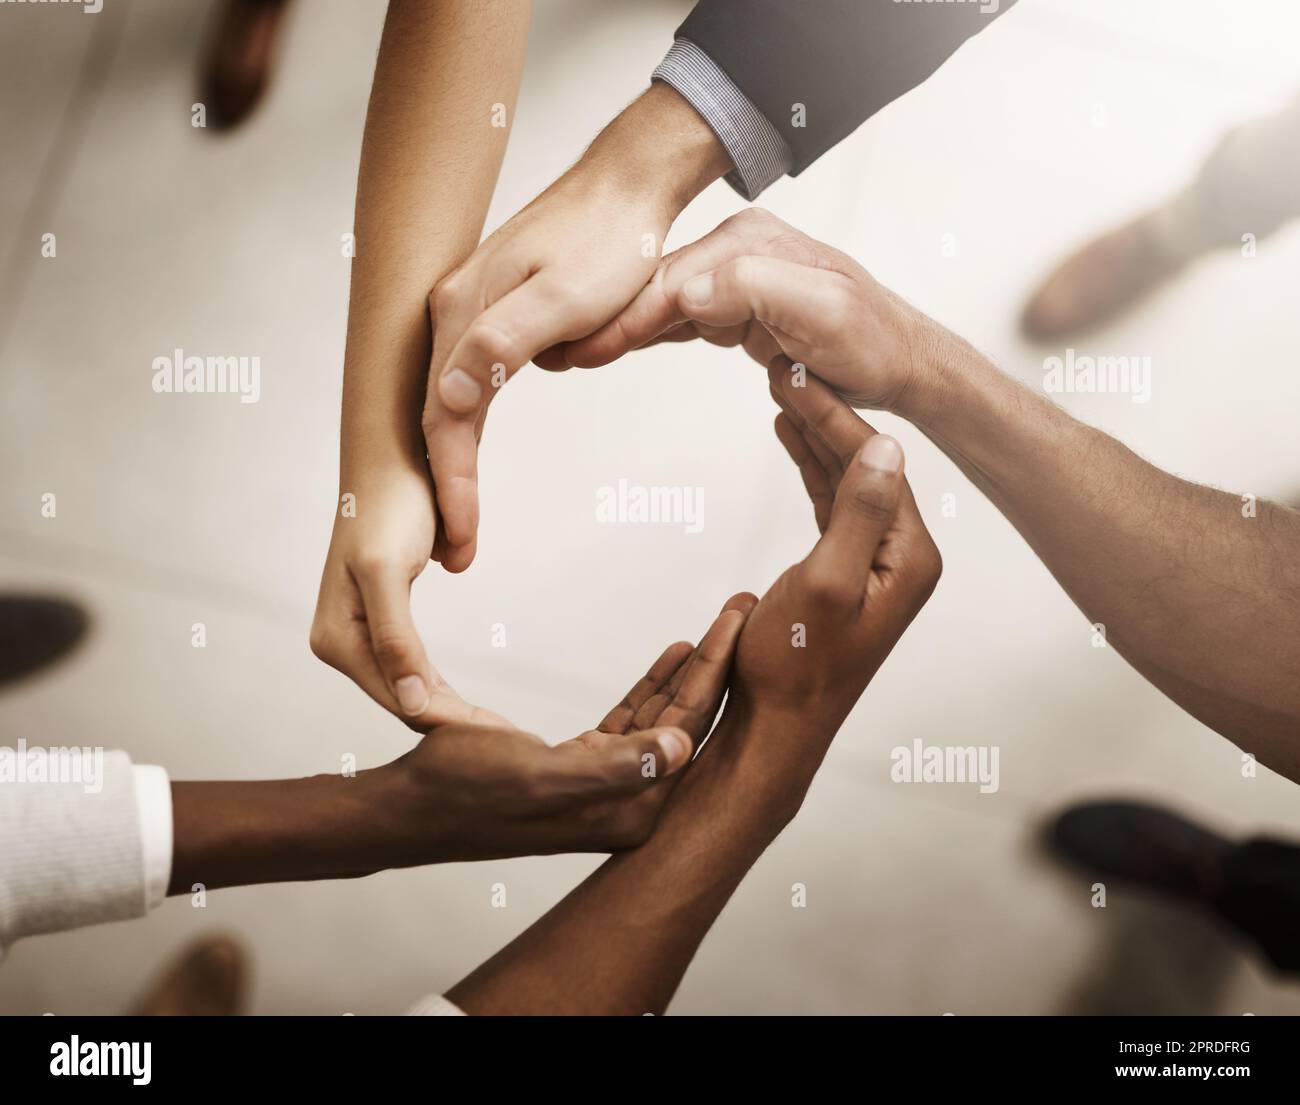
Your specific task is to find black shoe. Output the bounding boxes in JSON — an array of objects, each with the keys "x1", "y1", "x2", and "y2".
[
  {"x1": 1214, "y1": 839, "x2": 1300, "y2": 974},
  {"x1": 0, "y1": 594, "x2": 90, "y2": 688},
  {"x1": 1047, "y1": 800, "x2": 1232, "y2": 901},
  {"x1": 1048, "y1": 800, "x2": 1300, "y2": 978}
]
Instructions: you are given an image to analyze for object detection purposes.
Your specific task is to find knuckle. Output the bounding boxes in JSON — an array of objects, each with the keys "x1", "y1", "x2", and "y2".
[
  {"x1": 633, "y1": 691, "x2": 670, "y2": 727},
  {"x1": 732, "y1": 206, "x2": 778, "y2": 232},
  {"x1": 351, "y1": 551, "x2": 392, "y2": 579},
  {"x1": 465, "y1": 320, "x2": 520, "y2": 372},
  {"x1": 308, "y1": 621, "x2": 336, "y2": 664},
  {"x1": 726, "y1": 253, "x2": 759, "y2": 289},
  {"x1": 802, "y1": 563, "x2": 855, "y2": 607},
  {"x1": 368, "y1": 622, "x2": 414, "y2": 663},
  {"x1": 563, "y1": 273, "x2": 607, "y2": 307},
  {"x1": 915, "y1": 539, "x2": 944, "y2": 590},
  {"x1": 829, "y1": 282, "x2": 858, "y2": 325},
  {"x1": 767, "y1": 231, "x2": 819, "y2": 264},
  {"x1": 599, "y1": 745, "x2": 643, "y2": 788},
  {"x1": 848, "y1": 482, "x2": 896, "y2": 523},
  {"x1": 516, "y1": 770, "x2": 557, "y2": 813},
  {"x1": 806, "y1": 396, "x2": 840, "y2": 435},
  {"x1": 430, "y1": 272, "x2": 465, "y2": 318}
]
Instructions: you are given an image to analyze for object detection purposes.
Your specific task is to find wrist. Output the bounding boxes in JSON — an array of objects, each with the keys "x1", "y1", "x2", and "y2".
[
  {"x1": 696, "y1": 703, "x2": 821, "y2": 834},
  {"x1": 899, "y1": 318, "x2": 1009, "y2": 452},
  {"x1": 357, "y1": 758, "x2": 455, "y2": 868},
  {"x1": 339, "y1": 431, "x2": 427, "y2": 490},
  {"x1": 578, "y1": 83, "x2": 731, "y2": 224},
  {"x1": 337, "y1": 449, "x2": 429, "y2": 505},
  {"x1": 888, "y1": 310, "x2": 979, "y2": 428}
]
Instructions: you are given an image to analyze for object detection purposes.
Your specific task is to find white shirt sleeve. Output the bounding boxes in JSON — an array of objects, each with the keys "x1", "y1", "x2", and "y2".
[
  {"x1": 407, "y1": 993, "x2": 468, "y2": 1017},
  {"x1": 0, "y1": 746, "x2": 170, "y2": 956}
]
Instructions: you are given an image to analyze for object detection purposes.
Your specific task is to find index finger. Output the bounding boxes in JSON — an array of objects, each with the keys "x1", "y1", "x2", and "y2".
[
  {"x1": 435, "y1": 275, "x2": 582, "y2": 416},
  {"x1": 773, "y1": 364, "x2": 930, "y2": 552},
  {"x1": 637, "y1": 593, "x2": 757, "y2": 743},
  {"x1": 596, "y1": 640, "x2": 694, "y2": 735},
  {"x1": 560, "y1": 217, "x2": 770, "y2": 369}
]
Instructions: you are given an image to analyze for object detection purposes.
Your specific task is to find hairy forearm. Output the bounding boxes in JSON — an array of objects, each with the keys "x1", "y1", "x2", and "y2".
[
  {"x1": 446, "y1": 718, "x2": 792, "y2": 1015},
  {"x1": 340, "y1": 0, "x2": 530, "y2": 480},
  {"x1": 574, "y1": 80, "x2": 732, "y2": 224},
  {"x1": 905, "y1": 326, "x2": 1300, "y2": 776}
]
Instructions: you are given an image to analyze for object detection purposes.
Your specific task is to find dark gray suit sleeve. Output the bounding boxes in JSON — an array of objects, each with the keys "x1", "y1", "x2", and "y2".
[{"x1": 675, "y1": 0, "x2": 1019, "y2": 177}]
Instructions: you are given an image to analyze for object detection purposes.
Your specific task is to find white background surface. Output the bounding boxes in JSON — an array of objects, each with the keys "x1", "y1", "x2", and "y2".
[{"x1": 1, "y1": 0, "x2": 1298, "y2": 1014}]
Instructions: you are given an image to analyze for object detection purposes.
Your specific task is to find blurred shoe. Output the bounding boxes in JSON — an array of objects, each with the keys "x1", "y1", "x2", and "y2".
[
  {"x1": 200, "y1": 0, "x2": 292, "y2": 131},
  {"x1": 1048, "y1": 800, "x2": 1300, "y2": 976},
  {"x1": 1048, "y1": 800, "x2": 1231, "y2": 901},
  {"x1": 1020, "y1": 212, "x2": 1195, "y2": 341},
  {"x1": 0, "y1": 594, "x2": 89, "y2": 689},
  {"x1": 129, "y1": 934, "x2": 250, "y2": 1016},
  {"x1": 1213, "y1": 838, "x2": 1300, "y2": 974}
]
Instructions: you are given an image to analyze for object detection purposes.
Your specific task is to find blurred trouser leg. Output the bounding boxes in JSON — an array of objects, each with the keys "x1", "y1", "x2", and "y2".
[
  {"x1": 1156, "y1": 89, "x2": 1300, "y2": 254},
  {"x1": 1023, "y1": 87, "x2": 1300, "y2": 340}
]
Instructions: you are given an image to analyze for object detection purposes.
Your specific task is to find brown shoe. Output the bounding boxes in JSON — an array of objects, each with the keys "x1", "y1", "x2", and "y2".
[
  {"x1": 129, "y1": 934, "x2": 251, "y2": 1016},
  {"x1": 200, "y1": 0, "x2": 292, "y2": 131},
  {"x1": 1020, "y1": 212, "x2": 1193, "y2": 342}
]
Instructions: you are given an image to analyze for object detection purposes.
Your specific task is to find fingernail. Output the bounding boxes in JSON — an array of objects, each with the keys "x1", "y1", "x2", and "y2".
[
  {"x1": 859, "y1": 434, "x2": 902, "y2": 473},
  {"x1": 395, "y1": 675, "x2": 429, "y2": 716},
  {"x1": 656, "y1": 729, "x2": 691, "y2": 771},
  {"x1": 439, "y1": 368, "x2": 482, "y2": 412},
  {"x1": 682, "y1": 273, "x2": 714, "y2": 306}
]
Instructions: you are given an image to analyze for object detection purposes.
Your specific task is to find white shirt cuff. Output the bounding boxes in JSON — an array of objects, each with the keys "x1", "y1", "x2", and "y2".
[
  {"x1": 131, "y1": 765, "x2": 172, "y2": 911},
  {"x1": 407, "y1": 993, "x2": 468, "y2": 1017}
]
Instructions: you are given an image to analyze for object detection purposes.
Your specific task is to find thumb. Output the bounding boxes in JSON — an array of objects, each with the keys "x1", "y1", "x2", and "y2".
[
  {"x1": 677, "y1": 254, "x2": 847, "y2": 346},
  {"x1": 353, "y1": 562, "x2": 433, "y2": 717},
  {"x1": 624, "y1": 725, "x2": 694, "y2": 782},
  {"x1": 560, "y1": 726, "x2": 694, "y2": 802},
  {"x1": 804, "y1": 434, "x2": 905, "y2": 596}
]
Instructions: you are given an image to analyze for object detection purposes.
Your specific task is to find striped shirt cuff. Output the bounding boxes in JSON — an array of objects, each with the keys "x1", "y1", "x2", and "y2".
[{"x1": 652, "y1": 38, "x2": 792, "y2": 201}]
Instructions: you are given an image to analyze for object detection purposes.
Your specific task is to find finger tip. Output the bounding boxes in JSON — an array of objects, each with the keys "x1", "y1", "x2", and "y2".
[
  {"x1": 394, "y1": 674, "x2": 430, "y2": 716},
  {"x1": 438, "y1": 368, "x2": 484, "y2": 414},
  {"x1": 533, "y1": 347, "x2": 571, "y2": 372},
  {"x1": 722, "y1": 591, "x2": 759, "y2": 616},
  {"x1": 440, "y1": 545, "x2": 476, "y2": 574},
  {"x1": 655, "y1": 727, "x2": 692, "y2": 772},
  {"x1": 858, "y1": 434, "x2": 904, "y2": 474}
]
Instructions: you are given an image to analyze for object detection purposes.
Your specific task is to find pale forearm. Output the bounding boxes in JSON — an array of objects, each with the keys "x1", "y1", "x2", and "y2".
[
  {"x1": 906, "y1": 328, "x2": 1300, "y2": 774},
  {"x1": 340, "y1": 0, "x2": 530, "y2": 481}
]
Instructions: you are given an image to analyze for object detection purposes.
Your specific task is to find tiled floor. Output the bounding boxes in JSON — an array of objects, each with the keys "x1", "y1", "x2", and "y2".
[{"x1": 2, "y1": 0, "x2": 1299, "y2": 1014}]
